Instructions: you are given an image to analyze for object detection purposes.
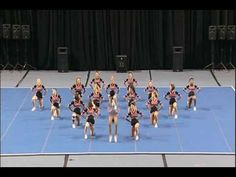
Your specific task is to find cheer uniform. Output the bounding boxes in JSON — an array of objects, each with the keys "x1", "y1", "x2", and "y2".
[
  {"x1": 124, "y1": 78, "x2": 137, "y2": 90},
  {"x1": 165, "y1": 90, "x2": 180, "y2": 105},
  {"x1": 50, "y1": 94, "x2": 62, "y2": 109},
  {"x1": 184, "y1": 84, "x2": 199, "y2": 97},
  {"x1": 106, "y1": 83, "x2": 119, "y2": 94},
  {"x1": 145, "y1": 86, "x2": 158, "y2": 99},
  {"x1": 32, "y1": 85, "x2": 46, "y2": 99},
  {"x1": 148, "y1": 98, "x2": 162, "y2": 113},
  {"x1": 126, "y1": 110, "x2": 142, "y2": 127},
  {"x1": 83, "y1": 107, "x2": 97, "y2": 125},
  {"x1": 71, "y1": 83, "x2": 85, "y2": 97},
  {"x1": 89, "y1": 92, "x2": 103, "y2": 107},
  {"x1": 90, "y1": 78, "x2": 105, "y2": 88},
  {"x1": 69, "y1": 99, "x2": 84, "y2": 115}
]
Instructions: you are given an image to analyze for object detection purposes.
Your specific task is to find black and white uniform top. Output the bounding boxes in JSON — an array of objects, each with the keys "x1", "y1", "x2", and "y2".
[
  {"x1": 126, "y1": 110, "x2": 142, "y2": 127},
  {"x1": 184, "y1": 84, "x2": 199, "y2": 97},
  {"x1": 69, "y1": 99, "x2": 85, "y2": 115},
  {"x1": 90, "y1": 78, "x2": 105, "y2": 88},
  {"x1": 71, "y1": 83, "x2": 85, "y2": 96},
  {"x1": 124, "y1": 78, "x2": 138, "y2": 89},
  {"x1": 145, "y1": 86, "x2": 158, "y2": 99},
  {"x1": 165, "y1": 90, "x2": 181, "y2": 105},
  {"x1": 50, "y1": 94, "x2": 62, "y2": 108},
  {"x1": 32, "y1": 85, "x2": 46, "y2": 99},
  {"x1": 106, "y1": 83, "x2": 119, "y2": 94}
]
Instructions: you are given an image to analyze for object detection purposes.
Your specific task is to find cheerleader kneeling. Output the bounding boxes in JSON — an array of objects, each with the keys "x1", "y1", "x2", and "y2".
[{"x1": 69, "y1": 94, "x2": 85, "y2": 128}]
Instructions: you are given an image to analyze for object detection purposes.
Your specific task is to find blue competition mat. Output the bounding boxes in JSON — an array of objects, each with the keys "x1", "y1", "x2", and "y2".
[{"x1": 1, "y1": 87, "x2": 235, "y2": 155}]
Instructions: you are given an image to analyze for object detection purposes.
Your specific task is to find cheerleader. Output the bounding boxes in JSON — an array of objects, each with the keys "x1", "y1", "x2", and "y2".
[
  {"x1": 124, "y1": 85, "x2": 140, "y2": 112},
  {"x1": 126, "y1": 104, "x2": 143, "y2": 141},
  {"x1": 82, "y1": 101, "x2": 98, "y2": 139},
  {"x1": 146, "y1": 91, "x2": 163, "y2": 128},
  {"x1": 90, "y1": 71, "x2": 105, "y2": 89},
  {"x1": 124, "y1": 71, "x2": 138, "y2": 91},
  {"x1": 108, "y1": 90, "x2": 119, "y2": 143},
  {"x1": 70, "y1": 76, "x2": 86, "y2": 98},
  {"x1": 164, "y1": 83, "x2": 181, "y2": 119},
  {"x1": 89, "y1": 84, "x2": 103, "y2": 116},
  {"x1": 183, "y1": 78, "x2": 200, "y2": 111},
  {"x1": 106, "y1": 75, "x2": 119, "y2": 95},
  {"x1": 31, "y1": 78, "x2": 47, "y2": 111},
  {"x1": 69, "y1": 93, "x2": 85, "y2": 128},
  {"x1": 144, "y1": 80, "x2": 158, "y2": 99},
  {"x1": 50, "y1": 89, "x2": 62, "y2": 120}
]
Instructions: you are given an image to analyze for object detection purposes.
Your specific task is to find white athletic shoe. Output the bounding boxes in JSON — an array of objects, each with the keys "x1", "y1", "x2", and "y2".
[
  {"x1": 72, "y1": 124, "x2": 76, "y2": 128},
  {"x1": 155, "y1": 123, "x2": 158, "y2": 128},
  {"x1": 114, "y1": 135, "x2": 118, "y2": 143},
  {"x1": 32, "y1": 107, "x2": 36, "y2": 111},
  {"x1": 84, "y1": 134, "x2": 88, "y2": 139},
  {"x1": 193, "y1": 107, "x2": 197, "y2": 111},
  {"x1": 174, "y1": 114, "x2": 178, "y2": 119},
  {"x1": 109, "y1": 135, "x2": 112, "y2": 143},
  {"x1": 51, "y1": 116, "x2": 54, "y2": 120},
  {"x1": 135, "y1": 135, "x2": 139, "y2": 141}
]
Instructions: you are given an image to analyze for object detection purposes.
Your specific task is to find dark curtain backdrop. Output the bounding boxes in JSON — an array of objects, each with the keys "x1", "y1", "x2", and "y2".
[{"x1": 0, "y1": 10, "x2": 235, "y2": 70}]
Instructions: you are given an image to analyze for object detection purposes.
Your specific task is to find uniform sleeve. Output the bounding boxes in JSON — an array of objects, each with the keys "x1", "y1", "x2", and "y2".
[
  {"x1": 80, "y1": 101, "x2": 85, "y2": 107},
  {"x1": 137, "y1": 110, "x2": 142, "y2": 116},
  {"x1": 106, "y1": 84, "x2": 110, "y2": 90},
  {"x1": 90, "y1": 79, "x2": 95, "y2": 84},
  {"x1": 82, "y1": 108, "x2": 88, "y2": 115},
  {"x1": 58, "y1": 95, "x2": 62, "y2": 103},
  {"x1": 184, "y1": 85, "x2": 189, "y2": 90},
  {"x1": 175, "y1": 91, "x2": 181, "y2": 96},
  {"x1": 32, "y1": 85, "x2": 36, "y2": 90},
  {"x1": 165, "y1": 92, "x2": 170, "y2": 97},
  {"x1": 82, "y1": 84, "x2": 86, "y2": 93},
  {"x1": 116, "y1": 84, "x2": 120, "y2": 93},
  {"x1": 126, "y1": 112, "x2": 131, "y2": 118},
  {"x1": 71, "y1": 84, "x2": 76, "y2": 90},
  {"x1": 89, "y1": 93, "x2": 94, "y2": 98},
  {"x1": 69, "y1": 101, "x2": 74, "y2": 111}
]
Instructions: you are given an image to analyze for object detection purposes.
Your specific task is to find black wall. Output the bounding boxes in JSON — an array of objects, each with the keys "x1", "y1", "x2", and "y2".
[{"x1": 0, "y1": 10, "x2": 235, "y2": 70}]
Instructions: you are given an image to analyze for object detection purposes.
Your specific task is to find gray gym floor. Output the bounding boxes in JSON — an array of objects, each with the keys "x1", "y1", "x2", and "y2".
[{"x1": 0, "y1": 69, "x2": 235, "y2": 167}]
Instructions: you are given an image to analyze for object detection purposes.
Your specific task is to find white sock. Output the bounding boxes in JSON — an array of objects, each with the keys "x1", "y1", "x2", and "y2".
[
  {"x1": 84, "y1": 134, "x2": 88, "y2": 139},
  {"x1": 109, "y1": 135, "x2": 112, "y2": 142},
  {"x1": 114, "y1": 135, "x2": 117, "y2": 143}
]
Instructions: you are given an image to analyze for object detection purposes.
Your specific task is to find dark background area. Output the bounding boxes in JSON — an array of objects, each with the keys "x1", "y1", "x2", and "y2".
[{"x1": 0, "y1": 10, "x2": 235, "y2": 70}]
